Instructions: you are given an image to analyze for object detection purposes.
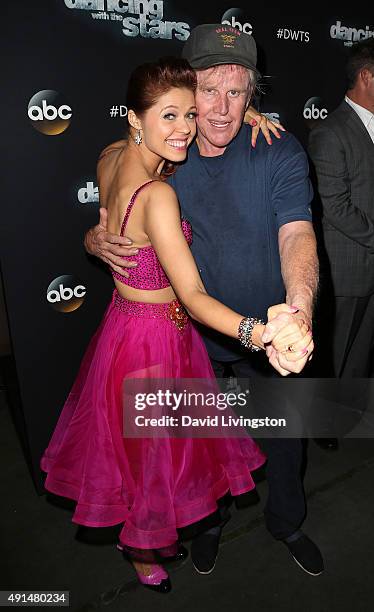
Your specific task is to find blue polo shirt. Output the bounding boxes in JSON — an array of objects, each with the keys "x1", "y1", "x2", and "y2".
[{"x1": 168, "y1": 124, "x2": 313, "y2": 361}]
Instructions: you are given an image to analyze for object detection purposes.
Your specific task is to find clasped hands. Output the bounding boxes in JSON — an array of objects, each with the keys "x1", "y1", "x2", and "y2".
[{"x1": 262, "y1": 304, "x2": 313, "y2": 376}]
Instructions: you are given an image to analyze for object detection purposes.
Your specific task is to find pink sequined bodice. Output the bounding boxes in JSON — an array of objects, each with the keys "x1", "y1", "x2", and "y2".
[{"x1": 111, "y1": 180, "x2": 192, "y2": 290}]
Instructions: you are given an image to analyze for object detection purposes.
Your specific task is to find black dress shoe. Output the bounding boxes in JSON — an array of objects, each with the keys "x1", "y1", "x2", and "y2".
[
  {"x1": 191, "y1": 530, "x2": 221, "y2": 574},
  {"x1": 283, "y1": 531, "x2": 324, "y2": 576},
  {"x1": 314, "y1": 438, "x2": 339, "y2": 451}
]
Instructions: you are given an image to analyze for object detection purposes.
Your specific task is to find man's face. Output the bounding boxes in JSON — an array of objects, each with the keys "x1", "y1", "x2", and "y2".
[
  {"x1": 366, "y1": 69, "x2": 374, "y2": 113},
  {"x1": 195, "y1": 64, "x2": 252, "y2": 151}
]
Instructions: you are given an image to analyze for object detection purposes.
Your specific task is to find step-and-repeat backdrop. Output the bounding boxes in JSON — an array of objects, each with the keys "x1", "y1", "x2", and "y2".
[{"x1": 2, "y1": 3, "x2": 373, "y2": 491}]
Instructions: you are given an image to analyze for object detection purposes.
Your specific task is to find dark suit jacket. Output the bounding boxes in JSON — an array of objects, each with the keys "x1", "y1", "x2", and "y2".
[{"x1": 308, "y1": 100, "x2": 374, "y2": 296}]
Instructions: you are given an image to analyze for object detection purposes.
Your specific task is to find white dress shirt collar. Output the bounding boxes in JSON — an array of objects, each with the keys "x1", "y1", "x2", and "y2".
[{"x1": 345, "y1": 95, "x2": 374, "y2": 143}]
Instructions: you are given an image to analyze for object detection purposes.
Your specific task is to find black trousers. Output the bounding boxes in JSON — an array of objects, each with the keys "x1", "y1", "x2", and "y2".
[
  {"x1": 313, "y1": 294, "x2": 374, "y2": 377},
  {"x1": 210, "y1": 356, "x2": 306, "y2": 540},
  {"x1": 307, "y1": 294, "x2": 374, "y2": 438}
]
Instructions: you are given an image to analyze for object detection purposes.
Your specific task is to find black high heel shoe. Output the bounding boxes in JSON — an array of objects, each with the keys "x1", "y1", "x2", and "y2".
[{"x1": 159, "y1": 544, "x2": 188, "y2": 563}]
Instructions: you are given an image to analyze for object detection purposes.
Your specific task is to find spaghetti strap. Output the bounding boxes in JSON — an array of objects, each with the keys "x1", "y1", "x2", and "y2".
[{"x1": 119, "y1": 180, "x2": 157, "y2": 237}]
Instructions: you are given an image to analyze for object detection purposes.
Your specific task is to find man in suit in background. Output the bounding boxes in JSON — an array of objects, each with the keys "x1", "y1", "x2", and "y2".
[{"x1": 308, "y1": 38, "x2": 374, "y2": 378}]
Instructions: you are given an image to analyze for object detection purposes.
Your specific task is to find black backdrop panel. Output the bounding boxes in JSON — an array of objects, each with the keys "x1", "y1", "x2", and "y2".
[{"x1": 2, "y1": 3, "x2": 374, "y2": 491}]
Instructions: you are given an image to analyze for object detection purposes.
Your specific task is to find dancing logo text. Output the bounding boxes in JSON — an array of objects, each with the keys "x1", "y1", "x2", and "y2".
[
  {"x1": 64, "y1": 0, "x2": 190, "y2": 40},
  {"x1": 330, "y1": 20, "x2": 374, "y2": 46},
  {"x1": 78, "y1": 182, "x2": 99, "y2": 204}
]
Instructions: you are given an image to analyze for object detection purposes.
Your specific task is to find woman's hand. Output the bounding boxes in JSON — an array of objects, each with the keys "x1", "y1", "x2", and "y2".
[
  {"x1": 244, "y1": 106, "x2": 286, "y2": 148},
  {"x1": 266, "y1": 343, "x2": 312, "y2": 376}
]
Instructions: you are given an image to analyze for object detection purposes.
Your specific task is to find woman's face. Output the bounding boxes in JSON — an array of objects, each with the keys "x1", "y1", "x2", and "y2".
[{"x1": 140, "y1": 87, "x2": 197, "y2": 161}]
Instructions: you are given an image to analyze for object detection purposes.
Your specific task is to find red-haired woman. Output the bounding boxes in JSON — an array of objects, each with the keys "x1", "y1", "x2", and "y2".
[{"x1": 40, "y1": 58, "x2": 307, "y2": 593}]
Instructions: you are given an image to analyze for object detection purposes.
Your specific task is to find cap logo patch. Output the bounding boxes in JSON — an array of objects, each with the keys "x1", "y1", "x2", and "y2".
[{"x1": 220, "y1": 33, "x2": 237, "y2": 47}]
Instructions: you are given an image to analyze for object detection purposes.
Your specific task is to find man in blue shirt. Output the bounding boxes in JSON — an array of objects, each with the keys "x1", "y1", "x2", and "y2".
[
  {"x1": 168, "y1": 113, "x2": 313, "y2": 363},
  {"x1": 85, "y1": 25, "x2": 322, "y2": 576}
]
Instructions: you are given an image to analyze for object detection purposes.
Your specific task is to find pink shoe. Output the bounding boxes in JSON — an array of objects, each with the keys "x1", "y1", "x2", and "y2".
[
  {"x1": 134, "y1": 564, "x2": 171, "y2": 593},
  {"x1": 117, "y1": 543, "x2": 171, "y2": 592}
]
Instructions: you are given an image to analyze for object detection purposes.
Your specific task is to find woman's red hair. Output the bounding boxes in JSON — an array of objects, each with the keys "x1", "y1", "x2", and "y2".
[
  {"x1": 126, "y1": 57, "x2": 197, "y2": 177},
  {"x1": 126, "y1": 56, "x2": 196, "y2": 115}
]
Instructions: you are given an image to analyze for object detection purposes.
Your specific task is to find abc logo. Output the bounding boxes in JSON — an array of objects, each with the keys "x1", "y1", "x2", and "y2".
[
  {"x1": 221, "y1": 8, "x2": 253, "y2": 35},
  {"x1": 47, "y1": 275, "x2": 86, "y2": 313},
  {"x1": 303, "y1": 97, "x2": 328, "y2": 126},
  {"x1": 28, "y1": 90, "x2": 72, "y2": 135},
  {"x1": 78, "y1": 181, "x2": 99, "y2": 204}
]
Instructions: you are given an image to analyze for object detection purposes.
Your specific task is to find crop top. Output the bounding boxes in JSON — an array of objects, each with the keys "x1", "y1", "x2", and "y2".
[{"x1": 111, "y1": 180, "x2": 193, "y2": 290}]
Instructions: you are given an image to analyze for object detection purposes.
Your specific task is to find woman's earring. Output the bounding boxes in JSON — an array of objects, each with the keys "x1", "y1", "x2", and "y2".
[{"x1": 134, "y1": 130, "x2": 142, "y2": 145}]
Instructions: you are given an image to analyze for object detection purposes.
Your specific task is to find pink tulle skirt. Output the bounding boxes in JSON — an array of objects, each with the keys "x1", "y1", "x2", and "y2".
[{"x1": 40, "y1": 289, "x2": 265, "y2": 550}]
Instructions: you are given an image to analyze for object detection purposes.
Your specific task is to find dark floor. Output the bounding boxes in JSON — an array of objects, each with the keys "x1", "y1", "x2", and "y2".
[{"x1": 1, "y1": 376, "x2": 374, "y2": 612}]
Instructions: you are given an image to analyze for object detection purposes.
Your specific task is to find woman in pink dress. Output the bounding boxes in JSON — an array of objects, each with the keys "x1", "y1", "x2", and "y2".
[{"x1": 40, "y1": 57, "x2": 309, "y2": 593}]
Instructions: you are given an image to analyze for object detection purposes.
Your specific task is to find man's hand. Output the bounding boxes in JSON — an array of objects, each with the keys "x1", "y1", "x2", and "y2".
[
  {"x1": 244, "y1": 106, "x2": 286, "y2": 148},
  {"x1": 263, "y1": 304, "x2": 314, "y2": 376},
  {"x1": 84, "y1": 208, "x2": 139, "y2": 277}
]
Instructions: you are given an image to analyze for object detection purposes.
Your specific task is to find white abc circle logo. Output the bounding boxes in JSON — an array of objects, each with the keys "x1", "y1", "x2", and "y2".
[
  {"x1": 303, "y1": 97, "x2": 328, "y2": 124},
  {"x1": 28, "y1": 90, "x2": 72, "y2": 135},
  {"x1": 47, "y1": 275, "x2": 86, "y2": 312},
  {"x1": 221, "y1": 8, "x2": 253, "y2": 35}
]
